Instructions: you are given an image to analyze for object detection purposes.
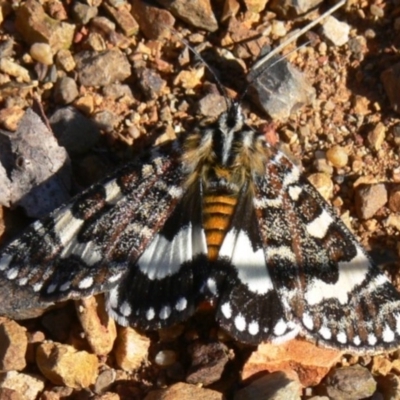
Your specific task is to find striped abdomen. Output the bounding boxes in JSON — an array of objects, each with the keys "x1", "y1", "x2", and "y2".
[{"x1": 203, "y1": 194, "x2": 237, "y2": 261}]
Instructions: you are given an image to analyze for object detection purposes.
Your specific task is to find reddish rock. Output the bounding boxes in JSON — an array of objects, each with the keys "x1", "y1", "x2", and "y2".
[
  {"x1": 355, "y1": 183, "x2": 388, "y2": 219},
  {"x1": 389, "y1": 187, "x2": 400, "y2": 212},
  {"x1": 131, "y1": 0, "x2": 175, "y2": 39},
  {"x1": 0, "y1": 319, "x2": 27, "y2": 372},
  {"x1": 236, "y1": 371, "x2": 301, "y2": 400},
  {"x1": 75, "y1": 295, "x2": 117, "y2": 356},
  {"x1": 156, "y1": 0, "x2": 218, "y2": 32},
  {"x1": 36, "y1": 342, "x2": 98, "y2": 389},
  {"x1": 0, "y1": 371, "x2": 45, "y2": 400},
  {"x1": 144, "y1": 382, "x2": 224, "y2": 400},
  {"x1": 242, "y1": 339, "x2": 342, "y2": 387},
  {"x1": 114, "y1": 326, "x2": 150, "y2": 371}
]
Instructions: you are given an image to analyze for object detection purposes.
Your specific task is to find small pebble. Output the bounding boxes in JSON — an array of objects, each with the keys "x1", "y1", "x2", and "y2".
[
  {"x1": 323, "y1": 366, "x2": 376, "y2": 400},
  {"x1": 94, "y1": 369, "x2": 116, "y2": 394},
  {"x1": 355, "y1": 183, "x2": 388, "y2": 220},
  {"x1": 92, "y1": 110, "x2": 119, "y2": 133},
  {"x1": 271, "y1": 20, "x2": 287, "y2": 37},
  {"x1": 56, "y1": 49, "x2": 76, "y2": 72},
  {"x1": 372, "y1": 356, "x2": 392, "y2": 375},
  {"x1": 0, "y1": 58, "x2": 30, "y2": 82},
  {"x1": 72, "y1": 2, "x2": 98, "y2": 24},
  {"x1": 0, "y1": 371, "x2": 45, "y2": 400},
  {"x1": 322, "y1": 16, "x2": 350, "y2": 46},
  {"x1": 54, "y1": 77, "x2": 79, "y2": 104},
  {"x1": 370, "y1": 4, "x2": 384, "y2": 18},
  {"x1": 30, "y1": 43, "x2": 53, "y2": 65},
  {"x1": 389, "y1": 188, "x2": 400, "y2": 212},
  {"x1": 326, "y1": 145, "x2": 348, "y2": 168},
  {"x1": 367, "y1": 122, "x2": 385, "y2": 151},
  {"x1": 308, "y1": 173, "x2": 334, "y2": 200},
  {"x1": 154, "y1": 350, "x2": 178, "y2": 367}
]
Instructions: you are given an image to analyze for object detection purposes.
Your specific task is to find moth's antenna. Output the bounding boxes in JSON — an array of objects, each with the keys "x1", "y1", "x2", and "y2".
[
  {"x1": 251, "y1": 0, "x2": 347, "y2": 73},
  {"x1": 168, "y1": 28, "x2": 231, "y2": 109}
]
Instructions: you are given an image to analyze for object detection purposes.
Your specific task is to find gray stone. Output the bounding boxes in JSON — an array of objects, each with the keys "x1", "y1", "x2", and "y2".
[{"x1": 75, "y1": 49, "x2": 131, "y2": 87}]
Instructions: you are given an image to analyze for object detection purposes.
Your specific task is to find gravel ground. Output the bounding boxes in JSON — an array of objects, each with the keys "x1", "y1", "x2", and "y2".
[{"x1": 0, "y1": 0, "x2": 400, "y2": 399}]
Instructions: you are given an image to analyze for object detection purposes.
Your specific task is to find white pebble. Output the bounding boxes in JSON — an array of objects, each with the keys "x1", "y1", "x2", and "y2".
[
  {"x1": 154, "y1": 350, "x2": 177, "y2": 367},
  {"x1": 30, "y1": 43, "x2": 53, "y2": 65}
]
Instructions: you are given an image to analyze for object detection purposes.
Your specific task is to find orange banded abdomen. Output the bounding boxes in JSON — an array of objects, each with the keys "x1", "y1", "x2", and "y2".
[{"x1": 203, "y1": 195, "x2": 237, "y2": 261}]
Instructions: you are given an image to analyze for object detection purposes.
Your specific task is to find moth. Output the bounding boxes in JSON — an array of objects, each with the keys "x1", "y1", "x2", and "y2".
[
  {"x1": 0, "y1": 96, "x2": 400, "y2": 354},
  {"x1": 1, "y1": 37, "x2": 400, "y2": 353}
]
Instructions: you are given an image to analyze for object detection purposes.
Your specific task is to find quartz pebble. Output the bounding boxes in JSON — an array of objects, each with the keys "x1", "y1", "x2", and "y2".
[
  {"x1": 326, "y1": 145, "x2": 348, "y2": 168},
  {"x1": 322, "y1": 16, "x2": 350, "y2": 46},
  {"x1": 30, "y1": 43, "x2": 53, "y2": 65}
]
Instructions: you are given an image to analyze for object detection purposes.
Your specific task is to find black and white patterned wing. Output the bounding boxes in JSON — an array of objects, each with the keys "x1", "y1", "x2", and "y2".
[
  {"x1": 214, "y1": 186, "x2": 299, "y2": 345},
  {"x1": 255, "y1": 148, "x2": 400, "y2": 353},
  {"x1": 0, "y1": 142, "x2": 186, "y2": 314},
  {"x1": 106, "y1": 181, "x2": 209, "y2": 330}
]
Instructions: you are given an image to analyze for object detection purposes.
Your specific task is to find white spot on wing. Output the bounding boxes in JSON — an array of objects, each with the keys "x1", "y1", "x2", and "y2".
[
  {"x1": 18, "y1": 277, "x2": 28, "y2": 286},
  {"x1": 159, "y1": 306, "x2": 171, "y2": 320},
  {"x1": 120, "y1": 301, "x2": 132, "y2": 317},
  {"x1": 254, "y1": 196, "x2": 282, "y2": 209},
  {"x1": 138, "y1": 223, "x2": 207, "y2": 280},
  {"x1": 288, "y1": 185, "x2": 302, "y2": 201},
  {"x1": 47, "y1": 283, "x2": 58, "y2": 294},
  {"x1": 266, "y1": 246, "x2": 296, "y2": 263},
  {"x1": 319, "y1": 326, "x2": 332, "y2": 340},
  {"x1": 368, "y1": 334, "x2": 377, "y2": 346},
  {"x1": 306, "y1": 209, "x2": 334, "y2": 239},
  {"x1": 221, "y1": 302, "x2": 232, "y2": 319},
  {"x1": 175, "y1": 297, "x2": 187, "y2": 312},
  {"x1": 61, "y1": 239, "x2": 102, "y2": 267},
  {"x1": 353, "y1": 335, "x2": 361, "y2": 346},
  {"x1": 59, "y1": 282, "x2": 71, "y2": 291},
  {"x1": 273, "y1": 319, "x2": 287, "y2": 336},
  {"x1": 383, "y1": 325, "x2": 395, "y2": 343},
  {"x1": 146, "y1": 308, "x2": 155, "y2": 320},
  {"x1": 207, "y1": 278, "x2": 218, "y2": 296},
  {"x1": 337, "y1": 331, "x2": 347, "y2": 344},
  {"x1": 109, "y1": 272, "x2": 123, "y2": 283},
  {"x1": 219, "y1": 229, "x2": 273, "y2": 295},
  {"x1": 271, "y1": 323, "x2": 299, "y2": 344},
  {"x1": 141, "y1": 164, "x2": 154, "y2": 178},
  {"x1": 248, "y1": 321, "x2": 259, "y2": 335},
  {"x1": 6, "y1": 268, "x2": 19, "y2": 280},
  {"x1": 33, "y1": 282, "x2": 43, "y2": 292},
  {"x1": 104, "y1": 179, "x2": 123, "y2": 205},
  {"x1": 168, "y1": 186, "x2": 183, "y2": 199},
  {"x1": 302, "y1": 313, "x2": 314, "y2": 330},
  {"x1": 234, "y1": 315, "x2": 246, "y2": 331},
  {"x1": 305, "y1": 246, "x2": 372, "y2": 306},
  {"x1": 54, "y1": 208, "x2": 84, "y2": 247},
  {"x1": 78, "y1": 276, "x2": 93, "y2": 289}
]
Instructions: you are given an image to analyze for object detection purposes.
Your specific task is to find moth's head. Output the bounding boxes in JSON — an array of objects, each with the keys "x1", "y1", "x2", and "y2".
[{"x1": 217, "y1": 101, "x2": 244, "y2": 135}]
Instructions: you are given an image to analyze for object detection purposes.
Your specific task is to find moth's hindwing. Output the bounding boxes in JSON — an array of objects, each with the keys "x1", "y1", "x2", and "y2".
[
  {"x1": 106, "y1": 180, "x2": 209, "y2": 330},
  {"x1": 254, "y1": 149, "x2": 400, "y2": 352},
  {"x1": 213, "y1": 185, "x2": 299, "y2": 344}
]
